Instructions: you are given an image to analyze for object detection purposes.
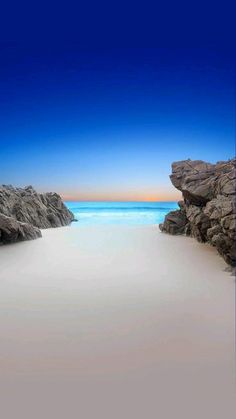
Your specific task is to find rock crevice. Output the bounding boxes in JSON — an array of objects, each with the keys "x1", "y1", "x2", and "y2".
[{"x1": 159, "y1": 159, "x2": 236, "y2": 266}]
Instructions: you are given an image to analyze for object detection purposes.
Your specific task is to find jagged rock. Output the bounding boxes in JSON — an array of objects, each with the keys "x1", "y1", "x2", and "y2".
[
  {"x1": 207, "y1": 225, "x2": 222, "y2": 241},
  {"x1": 170, "y1": 160, "x2": 216, "y2": 204},
  {"x1": 0, "y1": 185, "x2": 75, "y2": 229},
  {"x1": 160, "y1": 209, "x2": 188, "y2": 235},
  {"x1": 204, "y1": 195, "x2": 235, "y2": 220},
  {"x1": 160, "y1": 158, "x2": 236, "y2": 266},
  {"x1": 0, "y1": 213, "x2": 42, "y2": 244},
  {"x1": 0, "y1": 185, "x2": 75, "y2": 245},
  {"x1": 186, "y1": 205, "x2": 211, "y2": 242}
]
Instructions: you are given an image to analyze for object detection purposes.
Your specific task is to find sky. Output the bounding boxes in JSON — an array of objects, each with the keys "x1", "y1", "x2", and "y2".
[{"x1": 0, "y1": 45, "x2": 235, "y2": 201}]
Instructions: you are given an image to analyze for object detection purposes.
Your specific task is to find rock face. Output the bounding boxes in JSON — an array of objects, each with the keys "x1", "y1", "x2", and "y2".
[
  {"x1": 0, "y1": 185, "x2": 75, "y2": 244},
  {"x1": 0, "y1": 213, "x2": 42, "y2": 244},
  {"x1": 159, "y1": 159, "x2": 236, "y2": 266}
]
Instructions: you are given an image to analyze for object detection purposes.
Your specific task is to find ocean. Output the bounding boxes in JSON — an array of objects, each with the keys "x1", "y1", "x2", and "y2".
[{"x1": 65, "y1": 201, "x2": 178, "y2": 225}]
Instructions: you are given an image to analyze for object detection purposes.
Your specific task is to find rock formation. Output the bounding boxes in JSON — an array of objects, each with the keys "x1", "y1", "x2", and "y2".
[
  {"x1": 0, "y1": 213, "x2": 42, "y2": 244},
  {"x1": 0, "y1": 185, "x2": 75, "y2": 244},
  {"x1": 159, "y1": 159, "x2": 236, "y2": 266}
]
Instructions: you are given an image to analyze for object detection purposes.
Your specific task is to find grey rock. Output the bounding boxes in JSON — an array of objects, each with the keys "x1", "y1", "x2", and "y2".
[
  {"x1": 0, "y1": 213, "x2": 42, "y2": 244},
  {"x1": 0, "y1": 185, "x2": 75, "y2": 229},
  {"x1": 0, "y1": 185, "x2": 75, "y2": 245},
  {"x1": 160, "y1": 210, "x2": 188, "y2": 235},
  {"x1": 159, "y1": 158, "x2": 236, "y2": 266},
  {"x1": 204, "y1": 195, "x2": 235, "y2": 220}
]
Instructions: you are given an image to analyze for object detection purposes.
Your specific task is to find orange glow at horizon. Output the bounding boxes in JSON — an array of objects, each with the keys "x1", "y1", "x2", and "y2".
[{"x1": 60, "y1": 190, "x2": 182, "y2": 202}]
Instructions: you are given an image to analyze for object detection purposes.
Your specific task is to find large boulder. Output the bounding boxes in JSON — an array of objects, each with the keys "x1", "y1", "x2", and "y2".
[
  {"x1": 160, "y1": 159, "x2": 236, "y2": 266},
  {"x1": 0, "y1": 213, "x2": 42, "y2": 244}
]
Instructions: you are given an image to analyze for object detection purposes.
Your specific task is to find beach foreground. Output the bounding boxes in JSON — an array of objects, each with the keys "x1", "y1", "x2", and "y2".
[{"x1": 0, "y1": 226, "x2": 235, "y2": 418}]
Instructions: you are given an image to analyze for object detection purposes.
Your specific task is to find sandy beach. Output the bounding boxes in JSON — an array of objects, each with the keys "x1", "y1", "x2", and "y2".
[{"x1": 0, "y1": 226, "x2": 235, "y2": 418}]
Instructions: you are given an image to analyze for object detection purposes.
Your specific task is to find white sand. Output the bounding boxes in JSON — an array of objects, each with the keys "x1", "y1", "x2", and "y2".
[{"x1": 0, "y1": 226, "x2": 235, "y2": 418}]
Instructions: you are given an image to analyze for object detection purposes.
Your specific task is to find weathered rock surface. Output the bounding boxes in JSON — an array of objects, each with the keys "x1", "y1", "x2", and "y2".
[
  {"x1": 0, "y1": 213, "x2": 42, "y2": 244},
  {"x1": 0, "y1": 185, "x2": 75, "y2": 245},
  {"x1": 160, "y1": 159, "x2": 236, "y2": 266},
  {"x1": 159, "y1": 209, "x2": 188, "y2": 235}
]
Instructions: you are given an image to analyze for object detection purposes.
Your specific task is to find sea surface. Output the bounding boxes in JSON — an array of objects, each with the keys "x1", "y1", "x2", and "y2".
[{"x1": 65, "y1": 201, "x2": 178, "y2": 225}]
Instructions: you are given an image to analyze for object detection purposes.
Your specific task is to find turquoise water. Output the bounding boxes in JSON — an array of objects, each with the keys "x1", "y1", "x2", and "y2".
[{"x1": 65, "y1": 201, "x2": 178, "y2": 225}]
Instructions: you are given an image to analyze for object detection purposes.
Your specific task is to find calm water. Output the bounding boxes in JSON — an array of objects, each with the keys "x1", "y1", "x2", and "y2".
[{"x1": 65, "y1": 201, "x2": 178, "y2": 225}]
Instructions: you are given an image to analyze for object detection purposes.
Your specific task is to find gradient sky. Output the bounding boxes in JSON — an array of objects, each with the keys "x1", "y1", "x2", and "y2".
[{"x1": 0, "y1": 45, "x2": 234, "y2": 201}]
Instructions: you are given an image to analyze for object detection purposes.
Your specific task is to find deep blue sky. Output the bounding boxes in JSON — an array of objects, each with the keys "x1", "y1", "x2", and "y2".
[{"x1": 0, "y1": 45, "x2": 234, "y2": 200}]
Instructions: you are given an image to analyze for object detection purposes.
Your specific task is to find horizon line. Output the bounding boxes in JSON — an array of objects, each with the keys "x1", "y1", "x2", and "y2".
[{"x1": 63, "y1": 199, "x2": 180, "y2": 203}]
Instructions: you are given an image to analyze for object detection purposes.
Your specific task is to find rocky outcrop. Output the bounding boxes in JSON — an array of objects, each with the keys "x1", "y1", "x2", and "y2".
[
  {"x1": 159, "y1": 159, "x2": 236, "y2": 266},
  {"x1": 0, "y1": 213, "x2": 42, "y2": 244},
  {"x1": 0, "y1": 185, "x2": 75, "y2": 244}
]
